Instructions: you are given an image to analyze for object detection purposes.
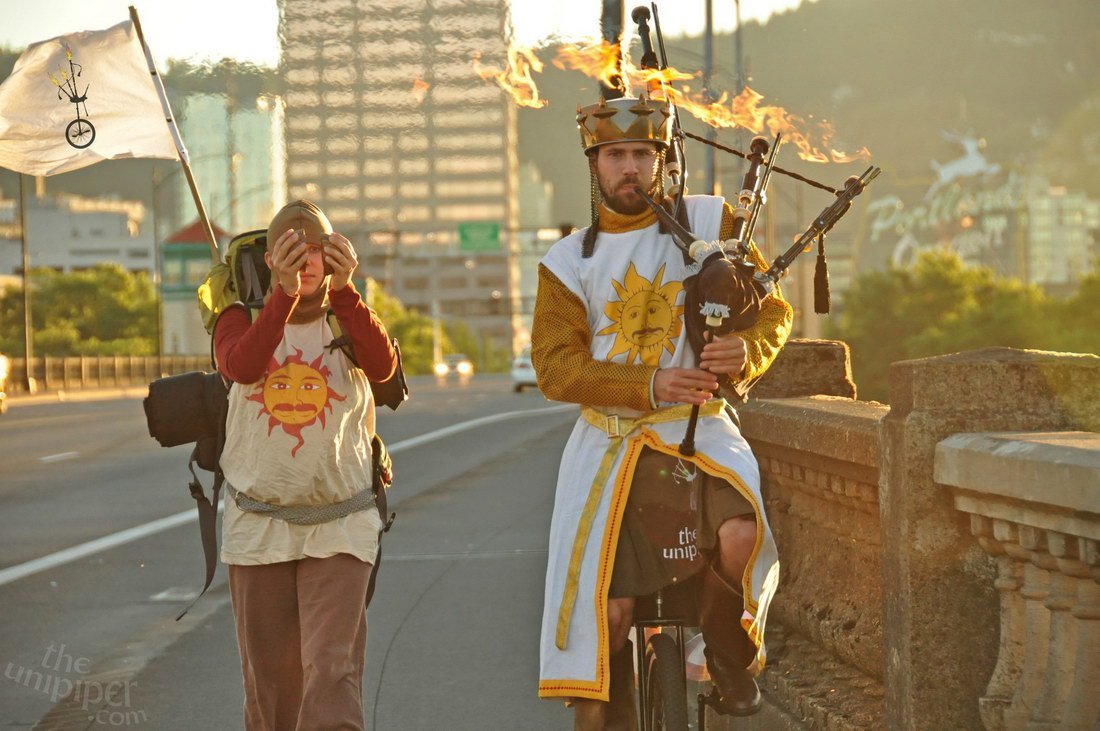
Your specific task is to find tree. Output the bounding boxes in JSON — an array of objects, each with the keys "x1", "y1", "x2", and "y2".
[
  {"x1": 0, "y1": 264, "x2": 158, "y2": 356},
  {"x1": 1052, "y1": 263, "x2": 1100, "y2": 357},
  {"x1": 365, "y1": 283, "x2": 436, "y2": 375},
  {"x1": 364, "y1": 281, "x2": 512, "y2": 374},
  {"x1": 827, "y1": 250, "x2": 1098, "y2": 402}
]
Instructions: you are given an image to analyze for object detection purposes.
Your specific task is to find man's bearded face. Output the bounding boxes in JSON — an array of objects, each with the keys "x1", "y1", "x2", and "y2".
[{"x1": 593, "y1": 142, "x2": 661, "y2": 215}]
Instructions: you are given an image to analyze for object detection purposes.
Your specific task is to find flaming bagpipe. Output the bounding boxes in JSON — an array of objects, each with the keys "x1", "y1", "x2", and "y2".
[{"x1": 628, "y1": 4, "x2": 881, "y2": 455}]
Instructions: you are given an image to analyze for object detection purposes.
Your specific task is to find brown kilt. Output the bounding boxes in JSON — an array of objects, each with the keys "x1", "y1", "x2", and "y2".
[{"x1": 609, "y1": 445, "x2": 754, "y2": 599}]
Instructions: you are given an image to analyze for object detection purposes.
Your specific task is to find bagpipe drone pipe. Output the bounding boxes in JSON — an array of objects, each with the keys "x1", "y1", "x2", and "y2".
[
  {"x1": 625, "y1": 2, "x2": 882, "y2": 454},
  {"x1": 631, "y1": 149, "x2": 880, "y2": 455}
]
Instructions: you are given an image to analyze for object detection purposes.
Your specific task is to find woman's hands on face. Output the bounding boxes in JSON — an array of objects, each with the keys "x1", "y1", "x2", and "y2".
[
  {"x1": 324, "y1": 233, "x2": 358, "y2": 291},
  {"x1": 268, "y1": 228, "x2": 308, "y2": 296}
]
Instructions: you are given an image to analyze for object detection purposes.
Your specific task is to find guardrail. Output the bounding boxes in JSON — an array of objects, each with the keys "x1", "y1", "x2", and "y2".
[{"x1": 4, "y1": 356, "x2": 209, "y2": 395}]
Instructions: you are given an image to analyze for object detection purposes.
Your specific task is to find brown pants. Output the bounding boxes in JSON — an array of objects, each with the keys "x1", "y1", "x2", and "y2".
[{"x1": 228, "y1": 554, "x2": 373, "y2": 731}]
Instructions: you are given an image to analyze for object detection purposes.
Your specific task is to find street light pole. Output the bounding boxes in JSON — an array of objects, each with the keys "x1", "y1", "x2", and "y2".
[
  {"x1": 704, "y1": 0, "x2": 716, "y2": 194},
  {"x1": 151, "y1": 168, "x2": 164, "y2": 360},
  {"x1": 734, "y1": 0, "x2": 746, "y2": 173},
  {"x1": 17, "y1": 174, "x2": 35, "y2": 392},
  {"x1": 601, "y1": 0, "x2": 624, "y2": 99},
  {"x1": 734, "y1": 0, "x2": 745, "y2": 91}
]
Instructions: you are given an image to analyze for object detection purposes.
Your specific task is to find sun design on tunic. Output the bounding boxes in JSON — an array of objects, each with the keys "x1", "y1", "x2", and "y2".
[
  {"x1": 596, "y1": 262, "x2": 684, "y2": 365},
  {"x1": 246, "y1": 348, "x2": 345, "y2": 457}
]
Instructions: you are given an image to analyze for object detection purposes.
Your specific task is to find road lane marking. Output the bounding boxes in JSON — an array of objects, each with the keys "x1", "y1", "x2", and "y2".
[
  {"x1": 38, "y1": 451, "x2": 79, "y2": 463},
  {"x1": 150, "y1": 586, "x2": 200, "y2": 602},
  {"x1": 0, "y1": 404, "x2": 577, "y2": 587},
  {"x1": 385, "y1": 404, "x2": 575, "y2": 453},
  {"x1": 386, "y1": 548, "x2": 548, "y2": 562}
]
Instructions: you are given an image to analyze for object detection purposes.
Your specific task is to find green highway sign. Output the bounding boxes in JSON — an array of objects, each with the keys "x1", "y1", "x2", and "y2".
[{"x1": 457, "y1": 221, "x2": 501, "y2": 251}]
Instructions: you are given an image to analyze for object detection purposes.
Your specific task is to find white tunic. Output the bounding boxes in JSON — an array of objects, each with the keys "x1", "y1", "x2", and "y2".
[{"x1": 537, "y1": 196, "x2": 780, "y2": 701}]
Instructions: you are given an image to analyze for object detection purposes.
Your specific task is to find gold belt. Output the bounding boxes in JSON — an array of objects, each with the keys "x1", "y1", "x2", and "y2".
[{"x1": 555, "y1": 399, "x2": 726, "y2": 649}]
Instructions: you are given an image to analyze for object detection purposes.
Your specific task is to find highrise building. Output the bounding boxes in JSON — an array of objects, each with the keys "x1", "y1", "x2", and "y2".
[
  {"x1": 169, "y1": 92, "x2": 287, "y2": 237},
  {"x1": 278, "y1": 0, "x2": 521, "y2": 353}
]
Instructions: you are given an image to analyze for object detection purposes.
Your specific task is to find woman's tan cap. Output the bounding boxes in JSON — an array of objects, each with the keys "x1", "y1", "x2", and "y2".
[{"x1": 265, "y1": 200, "x2": 333, "y2": 250}]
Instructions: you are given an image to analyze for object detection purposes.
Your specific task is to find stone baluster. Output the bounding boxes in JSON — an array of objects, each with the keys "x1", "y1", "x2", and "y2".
[
  {"x1": 975, "y1": 516, "x2": 1025, "y2": 731},
  {"x1": 961, "y1": 507, "x2": 1100, "y2": 730},
  {"x1": 1028, "y1": 531, "x2": 1080, "y2": 727},
  {"x1": 1057, "y1": 537, "x2": 1099, "y2": 731},
  {"x1": 1003, "y1": 554, "x2": 1052, "y2": 728},
  {"x1": 951, "y1": 510, "x2": 1100, "y2": 731}
]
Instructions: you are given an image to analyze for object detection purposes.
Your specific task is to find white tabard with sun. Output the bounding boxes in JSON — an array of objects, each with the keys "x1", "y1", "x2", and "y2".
[
  {"x1": 535, "y1": 195, "x2": 782, "y2": 698},
  {"x1": 596, "y1": 262, "x2": 684, "y2": 366},
  {"x1": 541, "y1": 196, "x2": 728, "y2": 371}
]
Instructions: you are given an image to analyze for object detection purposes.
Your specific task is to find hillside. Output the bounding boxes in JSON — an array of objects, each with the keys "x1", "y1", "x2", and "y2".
[{"x1": 519, "y1": 0, "x2": 1100, "y2": 226}]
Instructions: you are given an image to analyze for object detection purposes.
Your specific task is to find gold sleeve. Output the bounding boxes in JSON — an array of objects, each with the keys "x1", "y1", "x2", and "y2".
[
  {"x1": 720, "y1": 202, "x2": 794, "y2": 385},
  {"x1": 531, "y1": 263, "x2": 657, "y2": 411}
]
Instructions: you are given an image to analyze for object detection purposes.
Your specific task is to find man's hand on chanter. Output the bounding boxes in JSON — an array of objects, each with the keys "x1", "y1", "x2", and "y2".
[
  {"x1": 699, "y1": 334, "x2": 748, "y2": 378},
  {"x1": 654, "y1": 368, "x2": 720, "y2": 405},
  {"x1": 269, "y1": 228, "x2": 308, "y2": 296}
]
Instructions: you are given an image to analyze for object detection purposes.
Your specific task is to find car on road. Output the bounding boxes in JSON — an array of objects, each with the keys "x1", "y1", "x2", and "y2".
[
  {"x1": 433, "y1": 353, "x2": 474, "y2": 377},
  {"x1": 0, "y1": 352, "x2": 9, "y2": 414},
  {"x1": 511, "y1": 346, "x2": 538, "y2": 392}
]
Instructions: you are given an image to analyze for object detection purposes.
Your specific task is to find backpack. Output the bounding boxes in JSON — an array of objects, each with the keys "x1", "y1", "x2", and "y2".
[{"x1": 145, "y1": 229, "x2": 406, "y2": 618}]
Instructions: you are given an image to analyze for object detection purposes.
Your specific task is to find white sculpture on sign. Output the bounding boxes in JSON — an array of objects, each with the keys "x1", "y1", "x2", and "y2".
[{"x1": 928, "y1": 130, "x2": 1002, "y2": 197}]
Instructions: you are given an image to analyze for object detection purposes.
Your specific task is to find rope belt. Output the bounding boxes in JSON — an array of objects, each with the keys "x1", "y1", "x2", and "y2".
[
  {"x1": 554, "y1": 399, "x2": 727, "y2": 649},
  {"x1": 228, "y1": 484, "x2": 376, "y2": 526}
]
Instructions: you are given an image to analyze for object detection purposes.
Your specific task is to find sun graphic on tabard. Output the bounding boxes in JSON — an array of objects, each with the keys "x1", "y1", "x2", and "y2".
[
  {"x1": 596, "y1": 262, "x2": 684, "y2": 366},
  {"x1": 246, "y1": 348, "x2": 346, "y2": 457}
]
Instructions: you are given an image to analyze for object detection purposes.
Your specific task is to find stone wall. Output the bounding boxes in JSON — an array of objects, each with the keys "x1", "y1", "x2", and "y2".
[{"x1": 729, "y1": 341, "x2": 1100, "y2": 730}]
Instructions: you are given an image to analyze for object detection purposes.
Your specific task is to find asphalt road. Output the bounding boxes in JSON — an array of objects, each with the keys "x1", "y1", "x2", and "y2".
[{"x1": 0, "y1": 375, "x2": 578, "y2": 730}]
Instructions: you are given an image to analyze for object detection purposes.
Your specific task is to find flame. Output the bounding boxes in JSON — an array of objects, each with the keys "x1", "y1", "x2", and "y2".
[
  {"x1": 552, "y1": 41, "x2": 626, "y2": 91},
  {"x1": 410, "y1": 77, "x2": 430, "y2": 104},
  {"x1": 472, "y1": 47, "x2": 546, "y2": 109},
  {"x1": 667, "y1": 86, "x2": 871, "y2": 163},
  {"x1": 475, "y1": 39, "x2": 869, "y2": 163}
]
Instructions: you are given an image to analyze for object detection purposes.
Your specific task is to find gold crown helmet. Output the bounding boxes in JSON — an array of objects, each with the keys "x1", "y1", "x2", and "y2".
[{"x1": 576, "y1": 95, "x2": 673, "y2": 153}]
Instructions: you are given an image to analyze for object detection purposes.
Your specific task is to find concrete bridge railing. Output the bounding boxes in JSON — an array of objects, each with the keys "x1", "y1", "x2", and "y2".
[
  {"x1": 4, "y1": 355, "x2": 209, "y2": 395},
  {"x1": 734, "y1": 340, "x2": 1099, "y2": 731},
  {"x1": 937, "y1": 431, "x2": 1100, "y2": 730}
]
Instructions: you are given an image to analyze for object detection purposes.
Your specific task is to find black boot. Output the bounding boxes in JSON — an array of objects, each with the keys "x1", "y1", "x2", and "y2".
[
  {"x1": 605, "y1": 640, "x2": 637, "y2": 730},
  {"x1": 698, "y1": 561, "x2": 762, "y2": 716}
]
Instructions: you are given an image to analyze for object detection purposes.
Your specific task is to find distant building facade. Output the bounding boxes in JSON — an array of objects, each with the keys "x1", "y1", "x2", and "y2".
[
  {"x1": 1026, "y1": 186, "x2": 1100, "y2": 293},
  {"x1": 278, "y1": 0, "x2": 521, "y2": 353},
  {"x1": 0, "y1": 193, "x2": 152, "y2": 275},
  {"x1": 159, "y1": 91, "x2": 286, "y2": 241}
]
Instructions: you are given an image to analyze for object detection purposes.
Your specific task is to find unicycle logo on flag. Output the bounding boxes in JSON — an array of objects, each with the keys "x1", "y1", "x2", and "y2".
[{"x1": 48, "y1": 45, "x2": 95, "y2": 149}]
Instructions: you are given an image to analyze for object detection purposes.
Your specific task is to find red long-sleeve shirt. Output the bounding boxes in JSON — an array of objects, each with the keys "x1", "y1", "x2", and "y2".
[{"x1": 214, "y1": 284, "x2": 397, "y2": 385}]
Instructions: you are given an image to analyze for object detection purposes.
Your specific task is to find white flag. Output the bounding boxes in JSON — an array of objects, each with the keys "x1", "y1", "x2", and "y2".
[{"x1": 0, "y1": 20, "x2": 179, "y2": 176}]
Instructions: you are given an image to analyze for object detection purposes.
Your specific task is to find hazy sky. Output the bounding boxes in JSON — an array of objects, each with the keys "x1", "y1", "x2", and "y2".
[{"x1": 0, "y1": 0, "x2": 808, "y2": 67}]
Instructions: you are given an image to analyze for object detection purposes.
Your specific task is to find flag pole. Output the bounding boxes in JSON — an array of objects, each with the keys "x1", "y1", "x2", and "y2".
[
  {"x1": 17, "y1": 173, "x2": 36, "y2": 392},
  {"x1": 128, "y1": 5, "x2": 221, "y2": 263}
]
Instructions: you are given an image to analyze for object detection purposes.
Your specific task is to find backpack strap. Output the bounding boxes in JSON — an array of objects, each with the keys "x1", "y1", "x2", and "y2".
[
  {"x1": 177, "y1": 446, "x2": 224, "y2": 621},
  {"x1": 324, "y1": 310, "x2": 360, "y2": 368},
  {"x1": 177, "y1": 303, "x2": 243, "y2": 621},
  {"x1": 176, "y1": 398, "x2": 228, "y2": 621},
  {"x1": 365, "y1": 433, "x2": 397, "y2": 608}
]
